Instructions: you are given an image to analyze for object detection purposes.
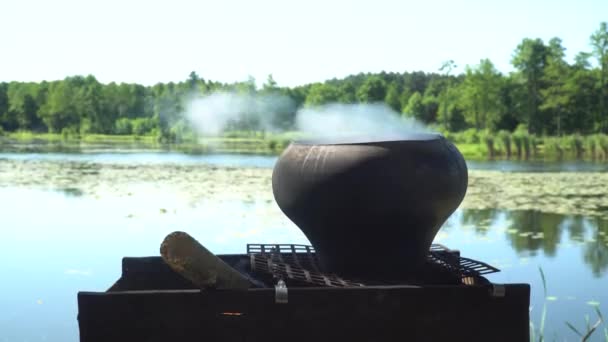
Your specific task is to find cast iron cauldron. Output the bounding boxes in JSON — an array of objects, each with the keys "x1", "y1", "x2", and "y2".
[{"x1": 272, "y1": 134, "x2": 468, "y2": 280}]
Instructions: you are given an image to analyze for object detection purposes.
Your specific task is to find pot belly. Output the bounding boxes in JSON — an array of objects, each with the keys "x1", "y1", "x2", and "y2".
[{"x1": 272, "y1": 137, "x2": 467, "y2": 279}]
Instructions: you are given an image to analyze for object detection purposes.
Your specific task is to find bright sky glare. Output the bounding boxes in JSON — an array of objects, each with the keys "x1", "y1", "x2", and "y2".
[{"x1": 1, "y1": 0, "x2": 607, "y2": 87}]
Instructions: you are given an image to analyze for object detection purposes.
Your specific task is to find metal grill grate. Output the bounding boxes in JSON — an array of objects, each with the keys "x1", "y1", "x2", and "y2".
[
  {"x1": 247, "y1": 243, "x2": 499, "y2": 287},
  {"x1": 247, "y1": 244, "x2": 364, "y2": 287}
]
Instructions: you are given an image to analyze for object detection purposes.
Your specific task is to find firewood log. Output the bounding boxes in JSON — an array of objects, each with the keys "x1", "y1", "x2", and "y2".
[{"x1": 160, "y1": 231, "x2": 251, "y2": 289}]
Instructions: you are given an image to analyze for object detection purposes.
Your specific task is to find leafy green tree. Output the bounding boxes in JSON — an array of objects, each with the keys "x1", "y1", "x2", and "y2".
[
  {"x1": 403, "y1": 91, "x2": 424, "y2": 120},
  {"x1": 437, "y1": 86, "x2": 465, "y2": 131},
  {"x1": 540, "y1": 38, "x2": 571, "y2": 135},
  {"x1": 262, "y1": 74, "x2": 278, "y2": 92},
  {"x1": 421, "y1": 88, "x2": 439, "y2": 123},
  {"x1": 77, "y1": 75, "x2": 106, "y2": 133},
  {"x1": 260, "y1": 75, "x2": 296, "y2": 130},
  {"x1": 305, "y1": 83, "x2": 340, "y2": 106},
  {"x1": 404, "y1": 71, "x2": 429, "y2": 94},
  {"x1": 457, "y1": 59, "x2": 503, "y2": 130},
  {"x1": 337, "y1": 82, "x2": 356, "y2": 103},
  {"x1": 7, "y1": 83, "x2": 41, "y2": 130},
  {"x1": 0, "y1": 83, "x2": 12, "y2": 130},
  {"x1": 4, "y1": 25, "x2": 608, "y2": 138},
  {"x1": 590, "y1": 22, "x2": 608, "y2": 131},
  {"x1": 37, "y1": 79, "x2": 81, "y2": 133},
  {"x1": 356, "y1": 76, "x2": 387, "y2": 103},
  {"x1": 114, "y1": 118, "x2": 133, "y2": 134},
  {"x1": 21, "y1": 94, "x2": 39, "y2": 130},
  {"x1": 104, "y1": 82, "x2": 135, "y2": 121},
  {"x1": 235, "y1": 76, "x2": 256, "y2": 95},
  {"x1": 187, "y1": 71, "x2": 205, "y2": 92},
  {"x1": 153, "y1": 82, "x2": 185, "y2": 140},
  {"x1": 132, "y1": 118, "x2": 156, "y2": 135},
  {"x1": 384, "y1": 81, "x2": 401, "y2": 112},
  {"x1": 564, "y1": 53, "x2": 596, "y2": 133},
  {"x1": 399, "y1": 89, "x2": 412, "y2": 111},
  {"x1": 512, "y1": 38, "x2": 548, "y2": 134},
  {"x1": 438, "y1": 60, "x2": 457, "y2": 130},
  {"x1": 285, "y1": 87, "x2": 307, "y2": 109},
  {"x1": 494, "y1": 75, "x2": 522, "y2": 131},
  {"x1": 403, "y1": 91, "x2": 437, "y2": 123}
]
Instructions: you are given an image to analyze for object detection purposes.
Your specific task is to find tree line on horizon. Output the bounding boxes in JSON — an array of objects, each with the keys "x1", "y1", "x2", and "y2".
[{"x1": 0, "y1": 22, "x2": 606, "y2": 141}]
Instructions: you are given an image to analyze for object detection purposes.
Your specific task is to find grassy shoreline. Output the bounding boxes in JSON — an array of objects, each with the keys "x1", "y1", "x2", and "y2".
[{"x1": 2, "y1": 131, "x2": 608, "y2": 161}]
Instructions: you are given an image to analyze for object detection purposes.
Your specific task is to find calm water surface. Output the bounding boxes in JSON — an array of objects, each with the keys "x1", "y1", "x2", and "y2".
[
  {"x1": 1, "y1": 152, "x2": 607, "y2": 341},
  {"x1": 3, "y1": 151, "x2": 608, "y2": 172}
]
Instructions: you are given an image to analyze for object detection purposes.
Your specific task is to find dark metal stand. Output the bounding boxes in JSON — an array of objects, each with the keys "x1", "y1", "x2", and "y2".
[{"x1": 78, "y1": 245, "x2": 529, "y2": 342}]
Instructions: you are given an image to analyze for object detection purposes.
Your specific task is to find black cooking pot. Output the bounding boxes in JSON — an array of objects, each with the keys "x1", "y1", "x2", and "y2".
[{"x1": 272, "y1": 134, "x2": 468, "y2": 279}]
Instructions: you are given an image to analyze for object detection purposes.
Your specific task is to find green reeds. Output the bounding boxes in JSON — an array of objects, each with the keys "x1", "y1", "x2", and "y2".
[
  {"x1": 531, "y1": 267, "x2": 606, "y2": 342},
  {"x1": 482, "y1": 131, "x2": 496, "y2": 158},
  {"x1": 585, "y1": 135, "x2": 598, "y2": 160},
  {"x1": 597, "y1": 134, "x2": 608, "y2": 160},
  {"x1": 498, "y1": 130, "x2": 512, "y2": 158},
  {"x1": 513, "y1": 133, "x2": 523, "y2": 158},
  {"x1": 543, "y1": 134, "x2": 608, "y2": 160},
  {"x1": 528, "y1": 135, "x2": 537, "y2": 159},
  {"x1": 530, "y1": 267, "x2": 548, "y2": 342},
  {"x1": 267, "y1": 137, "x2": 290, "y2": 151},
  {"x1": 565, "y1": 134, "x2": 585, "y2": 159},
  {"x1": 543, "y1": 137, "x2": 564, "y2": 159},
  {"x1": 462, "y1": 128, "x2": 481, "y2": 144},
  {"x1": 565, "y1": 306, "x2": 604, "y2": 341}
]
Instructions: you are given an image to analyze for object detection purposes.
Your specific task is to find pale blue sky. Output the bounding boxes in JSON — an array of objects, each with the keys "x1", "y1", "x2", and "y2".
[{"x1": 1, "y1": 0, "x2": 606, "y2": 87}]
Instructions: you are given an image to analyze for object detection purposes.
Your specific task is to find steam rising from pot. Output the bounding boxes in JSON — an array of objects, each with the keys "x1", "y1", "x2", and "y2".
[
  {"x1": 185, "y1": 92, "x2": 432, "y2": 142},
  {"x1": 295, "y1": 103, "x2": 433, "y2": 143},
  {"x1": 186, "y1": 92, "x2": 296, "y2": 136}
]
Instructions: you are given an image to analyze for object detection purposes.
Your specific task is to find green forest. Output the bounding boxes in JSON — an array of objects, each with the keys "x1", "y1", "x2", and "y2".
[{"x1": 1, "y1": 23, "x2": 607, "y2": 151}]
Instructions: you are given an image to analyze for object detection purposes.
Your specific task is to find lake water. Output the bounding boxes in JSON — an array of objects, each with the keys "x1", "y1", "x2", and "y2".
[
  {"x1": 3, "y1": 151, "x2": 608, "y2": 172},
  {"x1": 1, "y1": 152, "x2": 607, "y2": 341}
]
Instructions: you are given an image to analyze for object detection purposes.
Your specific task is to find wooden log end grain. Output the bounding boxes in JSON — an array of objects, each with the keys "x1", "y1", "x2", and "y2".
[{"x1": 160, "y1": 231, "x2": 251, "y2": 289}]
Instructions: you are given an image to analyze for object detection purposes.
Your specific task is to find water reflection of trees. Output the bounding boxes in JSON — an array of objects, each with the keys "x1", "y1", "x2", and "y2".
[
  {"x1": 60, "y1": 161, "x2": 102, "y2": 189},
  {"x1": 504, "y1": 210, "x2": 564, "y2": 257},
  {"x1": 460, "y1": 209, "x2": 608, "y2": 277},
  {"x1": 583, "y1": 217, "x2": 608, "y2": 277},
  {"x1": 461, "y1": 209, "x2": 498, "y2": 235}
]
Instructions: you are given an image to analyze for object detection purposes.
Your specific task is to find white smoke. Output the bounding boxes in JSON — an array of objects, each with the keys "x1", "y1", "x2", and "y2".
[
  {"x1": 185, "y1": 92, "x2": 432, "y2": 141},
  {"x1": 186, "y1": 93, "x2": 248, "y2": 136},
  {"x1": 295, "y1": 103, "x2": 431, "y2": 142},
  {"x1": 186, "y1": 92, "x2": 295, "y2": 136}
]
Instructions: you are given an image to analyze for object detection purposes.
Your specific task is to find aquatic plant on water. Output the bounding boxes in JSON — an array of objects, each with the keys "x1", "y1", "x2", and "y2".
[
  {"x1": 530, "y1": 267, "x2": 607, "y2": 342},
  {"x1": 530, "y1": 267, "x2": 548, "y2": 342},
  {"x1": 565, "y1": 306, "x2": 604, "y2": 342}
]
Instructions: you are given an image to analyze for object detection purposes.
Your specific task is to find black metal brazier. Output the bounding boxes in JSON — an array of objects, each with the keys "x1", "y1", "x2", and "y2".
[{"x1": 272, "y1": 134, "x2": 468, "y2": 279}]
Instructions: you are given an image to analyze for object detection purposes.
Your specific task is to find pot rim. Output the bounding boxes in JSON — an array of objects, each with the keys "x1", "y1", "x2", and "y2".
[{"x1": 291, "y1": 133, "x2": 443, "y2": 146}]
